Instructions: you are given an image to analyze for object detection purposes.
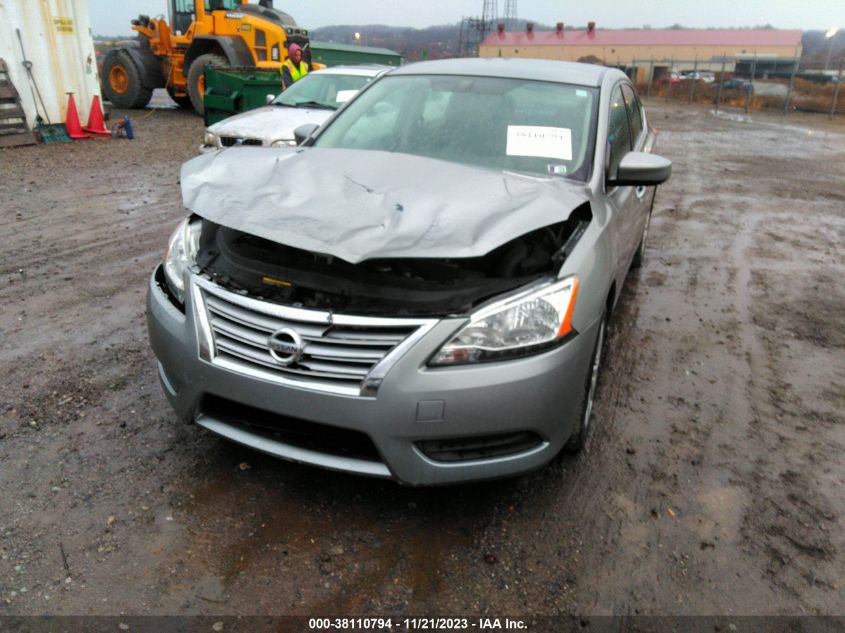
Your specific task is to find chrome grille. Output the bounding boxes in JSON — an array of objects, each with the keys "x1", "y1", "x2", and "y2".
[{"x1": 192, "y1": 276, "x2": 436, "y2": 396}]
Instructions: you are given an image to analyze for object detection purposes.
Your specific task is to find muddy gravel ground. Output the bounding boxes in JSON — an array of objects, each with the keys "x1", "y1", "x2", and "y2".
[{"x1": 1, "y1": 99, "x2": 844, "y2": 619}]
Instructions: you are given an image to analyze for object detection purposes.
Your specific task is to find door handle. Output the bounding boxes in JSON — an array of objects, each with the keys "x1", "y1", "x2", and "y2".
[{"x1": 635, "y1": 186, "x2": 647, "y2": 199}]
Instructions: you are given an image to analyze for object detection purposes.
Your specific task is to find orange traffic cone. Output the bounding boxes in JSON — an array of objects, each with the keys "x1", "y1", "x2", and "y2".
[
  {"x1": 83, "y1": 95, "x2": 110, "y2": 135},
  {"x1": 64, "y1": 93, "x2": 89, "y2": 139}
]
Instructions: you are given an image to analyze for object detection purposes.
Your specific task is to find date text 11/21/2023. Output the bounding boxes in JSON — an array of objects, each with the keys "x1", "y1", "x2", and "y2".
[{"x1": 307, "y1": 617, "x2": 528, "y2": 630}]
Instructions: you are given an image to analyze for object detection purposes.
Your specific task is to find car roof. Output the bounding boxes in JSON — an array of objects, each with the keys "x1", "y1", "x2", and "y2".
[
  {"x1": 310, "y1": 65, "x2": 391, "y2": 78},
  {"x1": 388, "y1": 58, "x2": 619, "y2": 87}
]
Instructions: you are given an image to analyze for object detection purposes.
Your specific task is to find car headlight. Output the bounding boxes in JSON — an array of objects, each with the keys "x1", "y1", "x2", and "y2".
[
  {"x1": 271, "y1": 139, "x2": 296, "y2": 147},
  {"x1": 429, "y1": 277, "x2": 579, "y2": 366},
  {"x1": 163, "y1": 218, "x2": 202, "y2": 305},
  {"x1": 203, "y1": 131, "x2": 219, "y2": 147}
]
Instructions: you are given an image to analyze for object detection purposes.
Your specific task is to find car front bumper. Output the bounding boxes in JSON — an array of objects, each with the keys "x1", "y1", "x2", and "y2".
[{"x1": 146, "y1": 266, "x2": 598, "y2": 486}]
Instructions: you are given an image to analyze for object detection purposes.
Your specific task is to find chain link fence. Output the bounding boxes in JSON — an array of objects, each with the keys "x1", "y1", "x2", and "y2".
[{"x1": 629, "y1": 55, "x2": 844, "y2": 118}]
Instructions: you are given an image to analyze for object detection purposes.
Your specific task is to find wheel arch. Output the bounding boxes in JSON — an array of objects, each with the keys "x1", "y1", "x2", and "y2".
[
  {"x1": 184, "y1": 36, "x2": 254, "y2": 76},
  {"x1": 606, "y1": 281, "x2": 617, "y2": 316}
]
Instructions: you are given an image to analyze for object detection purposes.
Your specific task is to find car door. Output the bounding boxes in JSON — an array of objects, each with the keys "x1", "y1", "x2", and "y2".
[
  {"x1": 605, "y1": 83, "x2": 637, "y2": 284},
  {"x1": 621, "y1": 84, "x2": 652, "y2": 256}
]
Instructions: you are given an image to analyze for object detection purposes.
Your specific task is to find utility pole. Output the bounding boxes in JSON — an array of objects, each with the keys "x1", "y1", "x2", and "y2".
[
  {"x1": 503, "y1": 0, "x2": 518, "y2": 30},
  {"x1": 482, "y1": 0, "x2": 498, "y2": 33},
  {"x1": 688, "y1": 57, "x2": 698, "y2": 104},
  {"x1": 783, "y1": 57, "x2": 798, "y2": 115},
  {"x1": 831, "y1": 53, "x2": 843, "y2": 118},
  {"x1": 745, "y1": 57, "x2": 757, "y2": 113},
  {"x1": 824, "y1": 28, "x2": 839, "y2": 71},
  {"x1": 459, "y1": 1, "x2": 498, "y2": 57},
  {"x1": 646, "y1": 58, "x2": 654, "y2": 98},
  {"x1": 715, "y1": 57, "x2": 726, "y2": 112}
]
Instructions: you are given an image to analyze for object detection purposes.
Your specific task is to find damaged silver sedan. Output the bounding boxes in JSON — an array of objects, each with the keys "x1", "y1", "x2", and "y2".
[{"x1": 146, "y1": 58, "x2": 671, "y2": 485}]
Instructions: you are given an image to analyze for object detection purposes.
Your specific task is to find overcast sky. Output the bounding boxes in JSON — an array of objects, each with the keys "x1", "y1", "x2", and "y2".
[{"x1": 87, "y1": 0, "x2": 840, "y2": 35}]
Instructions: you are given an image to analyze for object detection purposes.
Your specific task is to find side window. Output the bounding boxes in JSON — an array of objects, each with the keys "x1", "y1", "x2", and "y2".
[
  {"x1": 621, "y1": 84, "x2": 644, "y2": 146},
  {"x1": 206, "y1": 0, "x2": 239, "y2": 9},
  {"x1": 173, "y1": 0, "x2": 194, "y2": 34},
  {"x1": 607, "y1": 85, "x2": 631, "y2": 180}
]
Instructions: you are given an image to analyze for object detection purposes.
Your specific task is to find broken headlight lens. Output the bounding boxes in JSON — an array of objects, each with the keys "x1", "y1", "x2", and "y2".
[
  {"x1": 429, "y1": 277, "x2": 579, "y2": 366},
  {"x1": 163, "y1": 218, "x2": 202, "y2": 305}
]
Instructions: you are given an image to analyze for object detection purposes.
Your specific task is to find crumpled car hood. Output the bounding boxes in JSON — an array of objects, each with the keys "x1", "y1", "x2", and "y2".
[
  {"x1": 181, "y1": 146, "x2": 590, "y2": 264},
  {"x1": 207, "y1": 105, "x2": 334, "y2": 143}
]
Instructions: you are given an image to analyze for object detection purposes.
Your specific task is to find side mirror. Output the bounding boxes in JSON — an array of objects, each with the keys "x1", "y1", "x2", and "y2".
[
  {"x1": 266, "y1": 94, "x2": 277, "y2": 104},
  {"x1": 610, "y1": 152, "x2": 672, "y2": 187},
  {"x1": 293, "y1": 123, "x2": 319, "y2": 145}
]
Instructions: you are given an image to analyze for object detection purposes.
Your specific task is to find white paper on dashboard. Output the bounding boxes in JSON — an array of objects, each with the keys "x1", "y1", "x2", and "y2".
[
  {"x1": 335, "y1": 90, "x2": 358, "y2": 103},
  {"x1": 506, "y1": 125, "x2": 572, "y2": 161}
]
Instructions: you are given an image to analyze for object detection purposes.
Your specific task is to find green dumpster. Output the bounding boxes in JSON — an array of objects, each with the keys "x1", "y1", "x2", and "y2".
[{"x1": 203, "y1": 66, "x2": 283, "y2": 126}]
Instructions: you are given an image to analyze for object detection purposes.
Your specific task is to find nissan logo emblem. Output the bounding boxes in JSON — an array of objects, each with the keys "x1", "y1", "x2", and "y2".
[{"x1": 267, "y1": 328, "x2": 304, "y2": 365}]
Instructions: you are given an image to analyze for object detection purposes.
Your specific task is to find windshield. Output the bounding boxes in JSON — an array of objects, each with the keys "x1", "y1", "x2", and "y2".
[
  {"x1": 273, "y1": 73, "x2": 374, "y2": 110},
  {"x1": 313, "y1": 74, "x2": 599, "y2": 179}
]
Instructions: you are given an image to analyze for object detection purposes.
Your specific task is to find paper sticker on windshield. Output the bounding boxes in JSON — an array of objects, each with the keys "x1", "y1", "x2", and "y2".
[
  {"x1": 506, "y1": 126, "x2": 572, "y2": 161},
  {"x1": 335, "y1": 90, "x2": 358, "y2": 104}
]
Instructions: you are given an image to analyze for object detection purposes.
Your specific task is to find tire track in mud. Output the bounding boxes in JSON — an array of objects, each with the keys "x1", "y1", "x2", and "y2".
[
  {"x1": 716, "y1": 116, "x2": 845, "y2": 608},
  {"x1": 653, "y1": 105, "x2": 845, "y2": 612}
]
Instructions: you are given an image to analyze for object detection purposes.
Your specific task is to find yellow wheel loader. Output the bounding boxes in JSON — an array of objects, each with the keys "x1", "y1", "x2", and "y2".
[{"x1": 101, "y1": 0, "x2": 311, "y2": 114}]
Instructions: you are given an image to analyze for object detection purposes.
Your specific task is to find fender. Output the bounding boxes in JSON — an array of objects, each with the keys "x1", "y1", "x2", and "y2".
[
  {"x1": 119, "y1": 39, "x2": 165, "y2": 89},
  {"x1": 184, "y1": 36, "x2": 255, "y2": 75}
]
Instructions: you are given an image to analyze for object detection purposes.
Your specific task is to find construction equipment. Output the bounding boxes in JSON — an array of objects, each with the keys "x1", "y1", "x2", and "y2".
[{"x1": 100, "y1": 0, "x2": 311, "y2": 115}]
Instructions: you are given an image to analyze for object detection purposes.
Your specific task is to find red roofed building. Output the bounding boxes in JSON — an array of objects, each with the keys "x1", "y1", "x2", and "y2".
[{"x1": 479, "y1": 24, "x2": 802, "y2": 81}]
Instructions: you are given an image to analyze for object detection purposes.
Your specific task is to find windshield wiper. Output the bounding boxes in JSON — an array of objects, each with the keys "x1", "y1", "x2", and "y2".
[{"x1": 286, "y1": 100, "x2": 336, "y2": 110}]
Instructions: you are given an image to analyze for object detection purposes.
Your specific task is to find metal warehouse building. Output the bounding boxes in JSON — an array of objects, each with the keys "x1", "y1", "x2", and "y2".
[{"x1": 479, "y1": 24, "x2": 803, "y2": 81}]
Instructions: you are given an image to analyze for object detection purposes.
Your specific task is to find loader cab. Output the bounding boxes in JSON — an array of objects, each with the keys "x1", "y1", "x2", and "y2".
[{"x1": 169, "y1": 0, "x2": 242, "y2": 35}]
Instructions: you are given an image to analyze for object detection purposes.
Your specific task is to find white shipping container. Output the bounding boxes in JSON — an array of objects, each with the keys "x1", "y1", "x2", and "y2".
[{"x1": 0, "y1": 0, "x2": 101, "y2": 129}]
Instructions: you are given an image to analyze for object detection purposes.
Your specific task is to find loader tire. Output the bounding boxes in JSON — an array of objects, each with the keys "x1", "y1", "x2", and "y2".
[
  {"x1": 102, "y1": 50, "x2": 153, "y2": 109},
  {"x1": 187, "y1": 53, "x2": 227, "y2": 116}
]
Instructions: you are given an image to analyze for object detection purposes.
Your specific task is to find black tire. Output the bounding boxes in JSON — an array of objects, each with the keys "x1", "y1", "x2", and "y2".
[
  {"x1": 166, "y1": 87, "x2": 192, "y2": 109},
  {"x1": 631, "y1": 191, "x2": 655, "y2": 269},
  {"x1": 101, "y1": 50, "x2": 153, "y2": 109},
  {"x1": 564, "y1": 310, "x2": 608, "y2": 453},
  {"x1": 187, "y1": 53, "x2": 227, "y2": 116}
]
